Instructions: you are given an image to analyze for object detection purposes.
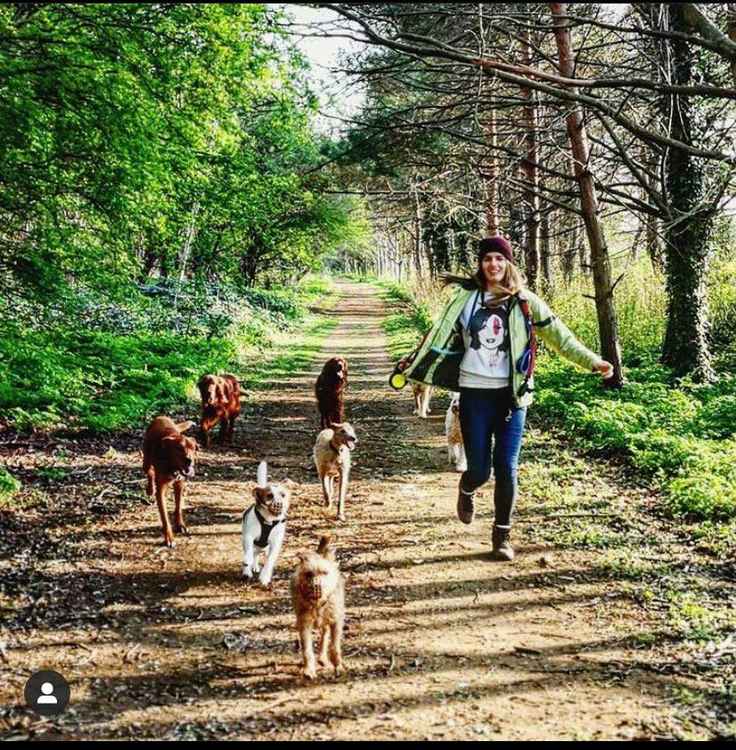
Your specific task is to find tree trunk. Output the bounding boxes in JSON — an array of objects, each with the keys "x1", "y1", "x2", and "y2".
[
  {"x1": 412, "y1": 180, "x2": 425, "y2": 277},
  {"x1": 484, "y1": 106, "x2": 500, "y2": 237},
  {"x1": 540, "y1": 207, "x2": 552, "y2": 293},
  {"x1": 641, "y1": 144, "x2": 663, "y2": 270},
  {"x1": 729, "y1": 4, "x2": 736, "y2": 85},
  {"x1": 660, "y1": 3, "x2": 715, "y2": 381},
  {"x1": 178, "y1": 202, "x2": 200, "y2": 282},
  {"x1": 550, "y1": 2, "x2": 624, "y2": 387},
  {"x1": 520, "y1": 29, "x2": 540, "y2": 291},
  {"x1": 561, "y1": 212, "x2": 577, "y2": 281}
]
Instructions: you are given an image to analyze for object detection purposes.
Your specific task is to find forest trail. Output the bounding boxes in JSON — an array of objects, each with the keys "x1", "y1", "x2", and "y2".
[{"x1": 1, "y1": 281, "x2": 689, "y2": 740}]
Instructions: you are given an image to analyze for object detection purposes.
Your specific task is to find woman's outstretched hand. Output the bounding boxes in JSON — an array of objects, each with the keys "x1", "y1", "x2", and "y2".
[{"x1": 594, "y1": 360, "x2": 614, "y2": 379}]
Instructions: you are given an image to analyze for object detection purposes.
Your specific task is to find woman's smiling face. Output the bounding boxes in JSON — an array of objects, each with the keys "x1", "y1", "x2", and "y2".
[{"x1": 481, "y1": 251, "x2": 507, "y2": 287}]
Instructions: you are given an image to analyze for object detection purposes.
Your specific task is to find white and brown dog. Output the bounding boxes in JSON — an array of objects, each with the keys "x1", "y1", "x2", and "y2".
[
  {"x1": 445, "y1": 392, "x2": 467, "y2": 472},
  {"x1": 242, "y1": 460, "x2": 290, "y2": 586},
  {"x1": 313, "y1": 422, "x2": 357, "y2": 521},
  {"x1": 412, "y1": 382, "x2": 433, "y2": 419}
]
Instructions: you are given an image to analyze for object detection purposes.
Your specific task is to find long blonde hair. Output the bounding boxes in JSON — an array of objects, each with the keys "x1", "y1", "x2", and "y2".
[{"x1": 441, "y1": 260, "x2": 526, "y2": 300}]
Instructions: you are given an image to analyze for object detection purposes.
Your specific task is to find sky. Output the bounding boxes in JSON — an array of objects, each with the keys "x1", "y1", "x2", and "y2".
[{"x1": 277, "y1": 4, "x2": 366, "y2": 135}]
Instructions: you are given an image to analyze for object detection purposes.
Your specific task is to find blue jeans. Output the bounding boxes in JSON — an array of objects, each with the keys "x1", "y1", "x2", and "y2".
[{"x1": 459, "y1": 387, "x2": 527, "y2": 527}]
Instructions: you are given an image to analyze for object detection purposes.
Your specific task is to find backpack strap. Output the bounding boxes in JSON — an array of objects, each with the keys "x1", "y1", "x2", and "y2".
[{"x1": 515, "y1": 294, "x2": 537, "y2": 396}]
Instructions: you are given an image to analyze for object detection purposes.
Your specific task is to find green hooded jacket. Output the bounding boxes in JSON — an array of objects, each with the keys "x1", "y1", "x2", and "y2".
[{"x1": 403, "y1": 286, "x2": 602, "y2": 408}]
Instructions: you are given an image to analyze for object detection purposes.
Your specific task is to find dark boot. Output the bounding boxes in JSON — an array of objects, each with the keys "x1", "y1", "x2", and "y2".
[
  {"x1": 457, "y1": 481, "x2": 475, "y2": 524},
  {"x1": 491, "y1": 525, "x2": 514, "y2": 561}
]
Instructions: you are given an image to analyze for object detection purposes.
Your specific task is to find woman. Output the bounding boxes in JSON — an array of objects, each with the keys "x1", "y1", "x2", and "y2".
[{"x1": 399, "y1": 236, "x2": 613, "y2": 561}]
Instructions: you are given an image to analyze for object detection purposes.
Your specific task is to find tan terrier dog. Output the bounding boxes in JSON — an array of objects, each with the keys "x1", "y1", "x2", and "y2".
[
  {"x1": 313, "y1": 422, "x2": 357, "y2": 521},
  {"x1": 290, "y1": 535, "x2": 345, "y2": 680}
]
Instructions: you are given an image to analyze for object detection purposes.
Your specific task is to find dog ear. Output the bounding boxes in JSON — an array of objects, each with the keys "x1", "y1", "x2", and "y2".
[
  {"x1": 175, "y1": 420, "x2": 195, "y2": 433},
  {"x1": 253, "y1": 486, "x2": 267, "y2": 503},
  {"x1": 316, "y1": 534, "x2": 332, "y2": 557},
  {"x1": 256, "y1": 460, "x2": 268, "y2": 488}
]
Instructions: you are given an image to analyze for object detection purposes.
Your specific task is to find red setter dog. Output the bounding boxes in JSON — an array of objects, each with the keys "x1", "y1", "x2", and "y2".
[
  {"x1": 197, "y1": 373, "x2": 241, "y2": 447},
  {"x1": 143, "y1": 416, "x2": 198, "y2": 547},
  {"x1": 315, "y1": 356, "x2": 348, "y2": 428}
]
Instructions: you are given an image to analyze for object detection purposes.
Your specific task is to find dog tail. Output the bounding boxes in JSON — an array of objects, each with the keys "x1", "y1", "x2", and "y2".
[
  {"x1": 316, "y1": 534, "x2": 332, "y2": 557},
  {"x1": 257, "y1": 460, "x2": 268, "y2": 488}
]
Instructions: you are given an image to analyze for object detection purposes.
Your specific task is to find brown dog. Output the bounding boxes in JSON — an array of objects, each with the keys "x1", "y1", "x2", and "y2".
[
  {"x1": 142, "y1": 416, "x2": 197, "y2": 547},
  {"x1": 315, "y1": 357, "x2": 348, "y2": 429},
  {"x1": 197, "y1": 373, "x2": 241, "y2": 447},
  {"x1": 291, "y1": 535, "x2": 345, "y2": 679}
]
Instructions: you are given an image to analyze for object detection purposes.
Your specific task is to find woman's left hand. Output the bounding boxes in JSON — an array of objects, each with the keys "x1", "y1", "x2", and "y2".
[{"x1": 594, "y1": 360, "x2": 614, "y2": 379}]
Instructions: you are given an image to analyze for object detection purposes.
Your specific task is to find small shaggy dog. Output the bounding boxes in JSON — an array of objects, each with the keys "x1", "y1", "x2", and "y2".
[
  {"x1": 290, "y1": 534, "x2": 345, "y2": 679},
  {"x1": 445, "y1": 392, "x2": 467, "y2": 472},
  {"x1": 241, "y1": 460, "x2": 290, "y2": 587},
  {"x1": 315, "y1": 356, "x2": 348, "y2": 428},
  {"x1": 313, "y1": 422, "x2": 357, "y2": 521},
  {"x1": 412, "y1": 381, "x2": 433, "y2": 418},
  {"x1": 197, "y1": 373, "x2": 241, "y2": 448},
  {"x1": 142, "y1": 416, "x2": 198, "y2": 547}
]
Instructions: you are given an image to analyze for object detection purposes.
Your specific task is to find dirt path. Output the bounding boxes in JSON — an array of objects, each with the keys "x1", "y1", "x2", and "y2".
[{"x1": 1, "y1": 281, "x2": 691, "y2": 739}]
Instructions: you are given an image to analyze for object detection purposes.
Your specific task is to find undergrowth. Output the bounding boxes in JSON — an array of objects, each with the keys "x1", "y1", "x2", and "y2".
[{"x1": 0, "y1": 275, "x2": 335, "y2": 434}]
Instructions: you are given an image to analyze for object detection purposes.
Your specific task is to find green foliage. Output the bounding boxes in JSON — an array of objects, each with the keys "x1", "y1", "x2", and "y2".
[
  {"x1": 375, "y1": 280, "x2": 436, "y2": 362},
  {"x1": 0, "y1": 4, "x2": 360, "y2": 292},
  {"x1": 0, "y1": 466, "x2": 21, "y2": 500},
  {"x1": 545, "y1": 258, "x2": 666, "y2": 364},
  {"x1": 533, "y1": 357, "x2": 736, "y2": 520},
  {"x1": 0, "y1": 276, "x2": 333, "y2": 432}
]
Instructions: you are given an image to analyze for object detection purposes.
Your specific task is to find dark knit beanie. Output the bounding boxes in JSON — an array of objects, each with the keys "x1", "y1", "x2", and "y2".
[{"x1": 478, "y1": 236, "x2": 513, "y2": 264}]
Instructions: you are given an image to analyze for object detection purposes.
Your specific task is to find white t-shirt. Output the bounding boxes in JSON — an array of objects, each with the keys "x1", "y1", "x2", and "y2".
[{"x1": 458, "y1": 291, "x2": 511, "y2": 389}]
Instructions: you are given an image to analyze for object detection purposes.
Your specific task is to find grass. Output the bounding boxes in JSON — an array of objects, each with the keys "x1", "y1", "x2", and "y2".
[{"x1": 374, "y1": 279, "x2": 438, "y2": 363}]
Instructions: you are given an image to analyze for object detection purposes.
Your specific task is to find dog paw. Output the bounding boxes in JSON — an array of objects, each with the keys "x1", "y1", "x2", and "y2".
[
  {"x1": 258, "y1": 572, "x2": 272, "y2": 587},
  {"x1": 302, "y1": 666, "x2": 317, "y2": 680},
  {"x1": 242, "y1": 567, "x2": 254, "y2": 580},
  {"x1": 337, "y1": 512, "x2": 345, "y2": 522},
  {"x1": 174, "y1": 523, "x2": 189, "y2": 536}
]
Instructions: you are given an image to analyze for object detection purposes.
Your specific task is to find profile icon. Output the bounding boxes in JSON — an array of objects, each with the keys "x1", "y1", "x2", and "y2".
[
  {"x1": 24, "y1": 670, "x2": 70, "y2": 716},
  {"x1": 37, "y1": 682, "x2": 58, "y2": 705}
]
